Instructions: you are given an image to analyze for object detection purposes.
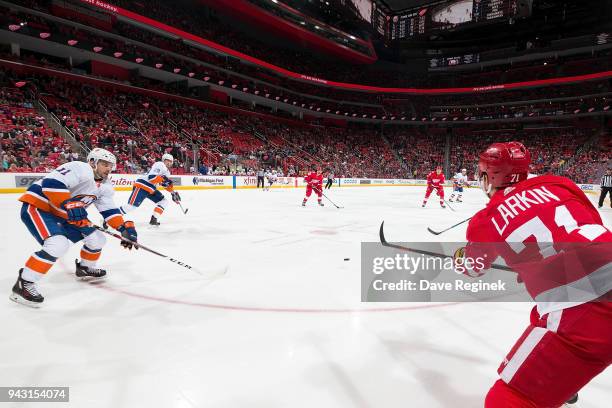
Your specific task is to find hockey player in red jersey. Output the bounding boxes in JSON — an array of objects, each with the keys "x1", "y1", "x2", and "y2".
[
  {"x1": 454, "y1": 142, "x2": 611, "y2": 408},
  {"x1": 422, "y1": 166, "x2": 446, "y2": 208},
  {"x1": 302, "y1": 166, "x2": 324, "y2": 207}
]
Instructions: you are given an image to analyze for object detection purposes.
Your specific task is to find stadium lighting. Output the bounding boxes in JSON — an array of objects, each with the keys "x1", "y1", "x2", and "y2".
[
  {"x1": 9, "y1": 24, "x2": 21, "y2": 31},
  {"x1": 113, "y1": 52, "x2": 123, "y2": 58},
  {"x1": 67, "y1": 40, "x2": 78, "y2": 46},
  {"x1": 39, "y1": 32, "x2": 51, "y2": 39},
  {"x1": 155, "y1": 63, "x2": 163, "y2": 68},
  {"x1": 93, "y1": 47, "x2": 103, "y2": 53},
  {"x1": 349, "y1": 35, "x2": 356, "y2": 40}
]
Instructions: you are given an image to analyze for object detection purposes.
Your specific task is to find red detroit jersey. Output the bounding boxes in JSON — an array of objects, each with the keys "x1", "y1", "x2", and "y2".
[
  {"x1": 427, "y1": 171, "x2": 445, "y2": 187},
  {"x1": 304, "y1": 172, "x2": 323, "y2": 186},
  {"x1": 465, "y1": 175, "x2": 611, "y2": 314}
]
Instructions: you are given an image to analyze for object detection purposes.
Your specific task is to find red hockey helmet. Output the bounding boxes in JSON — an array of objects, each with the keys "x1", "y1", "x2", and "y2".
[{"x1": 478, "y1": 142, "x2": 530, "y2": 189}]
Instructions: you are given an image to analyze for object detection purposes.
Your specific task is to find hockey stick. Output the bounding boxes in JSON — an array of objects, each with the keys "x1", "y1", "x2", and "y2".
[
  {"x1": 379, "y1": 221, "x2": 512, "y2": 272},
  {"x1": 178, "y1": 201, "x2": 189, "y2": 214},
  {"x1": 93, "y1": 225, "x2": 224, "y2": 277},
  {"x1": 427, "y1": 216, "x2": 472, "y2": 235},
  {"x1": 321, "y1": 191, "x2": 343, "y2": 209},
  {"x1": 443, "y1": 199, "x2": 456, "y2": 212}
]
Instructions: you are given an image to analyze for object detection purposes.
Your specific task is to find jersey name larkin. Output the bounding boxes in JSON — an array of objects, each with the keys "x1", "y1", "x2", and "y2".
[{"x1": 491, "y1": 186, "x2": 560, "y2": 234}]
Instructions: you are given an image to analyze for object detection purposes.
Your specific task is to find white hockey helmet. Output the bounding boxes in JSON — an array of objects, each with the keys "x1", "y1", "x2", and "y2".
[
  {"x1": 461, "y1": 168, "x2": 467, "y2": 173},
  {"x1": 87, "y1": 147, "x2": 116, "y2": 170},
  {"x1": 162, "y1": 153, "x2": 174, "y2": 163}
]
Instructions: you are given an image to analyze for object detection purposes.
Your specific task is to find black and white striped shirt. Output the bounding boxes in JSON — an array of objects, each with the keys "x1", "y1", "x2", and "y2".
[{"x1": 601, "y1": 174, "x2": 612, "y2": 188}]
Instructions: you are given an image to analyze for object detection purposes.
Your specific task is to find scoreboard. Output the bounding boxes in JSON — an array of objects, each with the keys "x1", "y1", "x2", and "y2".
[
  {"x1": 377, "y1": 0, "x2": 519, "y2": 40},
  {"x1": 389, "y1": 11, "x2": 426, "y2": 40},
  {"x1": 472, "y1": 0, "x2": 518, "y2": 22}
]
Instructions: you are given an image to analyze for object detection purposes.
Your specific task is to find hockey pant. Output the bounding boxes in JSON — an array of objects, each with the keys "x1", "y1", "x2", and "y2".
[
  {"x1": 304, "y1": 185, "x2": 322, "y2": 202},
  {"x1": 485, "y1": 301, "x2": 612, "y2": 408},
  {"x1": 20, "y1": 203, "x2": 106, "y2": 282},
  {"x1": 121, "y1": 183, "x2": 169, "y2": 219},
  {"x1": 424, "y1": 185, "x2": 444, "y2": 202}
]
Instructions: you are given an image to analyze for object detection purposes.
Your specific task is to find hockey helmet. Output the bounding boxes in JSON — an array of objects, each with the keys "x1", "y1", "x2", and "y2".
[{"x1": 478, "y1": 142, "x2": 530, "y2": 189}]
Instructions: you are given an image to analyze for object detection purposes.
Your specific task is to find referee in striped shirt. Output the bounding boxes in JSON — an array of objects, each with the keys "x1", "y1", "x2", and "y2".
[{"x1": 599, "y1": 168, "x2": 612, "y2": 208}]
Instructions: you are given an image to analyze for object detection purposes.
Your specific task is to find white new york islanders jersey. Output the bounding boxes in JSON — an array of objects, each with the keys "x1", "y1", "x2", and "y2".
[
  {"x1": 143, "y1": 161, "x2": 171, "y2": 185},
  {"x1": 19, "y1": 161, "x2": 124, "y2": 227},
  {"x1": 453, "y1": 173, "x2": 468, "y2": 186}
]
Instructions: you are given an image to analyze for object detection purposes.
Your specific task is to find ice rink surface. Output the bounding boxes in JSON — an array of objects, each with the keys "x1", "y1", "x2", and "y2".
[{"x1": 0, "y1": 186, "x2": 610, "y2": 408}]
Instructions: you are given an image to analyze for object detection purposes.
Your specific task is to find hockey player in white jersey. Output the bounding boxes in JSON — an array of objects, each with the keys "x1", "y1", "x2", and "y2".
[
  {"x1": 12, "y1": 148, "x2": 138, "y2": 307},
  {"x1": 120, "y1": 153, "x2": 181, "y2": 226},
  {"x1": 264, "y1": 169, "x2": 277, "y2": 191},
  {"x1": 449, "y1": 168, "x2": 468, "y2": 202}
]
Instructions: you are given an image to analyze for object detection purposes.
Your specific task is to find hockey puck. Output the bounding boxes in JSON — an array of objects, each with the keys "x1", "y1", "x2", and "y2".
[{"x1": 344, "y1": 258, "x2": 350, "y2": 261}]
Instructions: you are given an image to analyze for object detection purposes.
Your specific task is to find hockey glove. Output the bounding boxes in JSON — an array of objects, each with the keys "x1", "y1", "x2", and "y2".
[
  {"x1": 171, "y1": 191, "x2": 181, "y2": 204},
  {"x1": 62, "y1": 198, "x2": 92, "y2": 229},
  {"x1": 117, "y1": 221, "x2": 138, "y2": 250},
  {"x1": 161, "y1": 176, "x2": 173, "y2": 189}
]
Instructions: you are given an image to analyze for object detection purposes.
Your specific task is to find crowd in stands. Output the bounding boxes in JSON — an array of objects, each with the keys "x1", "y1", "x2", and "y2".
[
  {"x1": 0, "y1": 66, "x2": 406, "y2": 178},
  {"x1": 0, "y1": 58, "x2": 607, "y2": 184},
  {"x1": 446, "y1": 126, "x2": 602, "y2": 182},
  {"x1": 0, "y1": 82, "x2": 78, "y2": 172}
]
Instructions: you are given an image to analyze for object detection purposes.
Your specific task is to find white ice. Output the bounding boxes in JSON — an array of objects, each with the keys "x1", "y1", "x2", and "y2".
[{"x1": 0, "y1": 186, "x2": 610, "y2": 408}]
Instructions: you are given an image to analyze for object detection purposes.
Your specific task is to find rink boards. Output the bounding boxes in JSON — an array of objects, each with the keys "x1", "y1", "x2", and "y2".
[{"x1": 0, "y1": 172, "x2": 602, "y2": 195}]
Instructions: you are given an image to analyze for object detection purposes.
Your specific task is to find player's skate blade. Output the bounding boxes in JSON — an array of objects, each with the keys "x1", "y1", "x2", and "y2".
[
  {"x1": 10, "y1": 269, "x2": 44, "y2": 307},
  {"x1": 75, "y1": 260, "x2": 107, "y2": 281},
  {"x1": 149, "y1": 215, "x2": 161, "y2": 226}
]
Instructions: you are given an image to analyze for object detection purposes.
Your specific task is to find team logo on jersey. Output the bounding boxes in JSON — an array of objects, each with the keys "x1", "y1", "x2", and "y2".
[{"x1": 73, "y1": 194, "x2": 98, "y2": 206}]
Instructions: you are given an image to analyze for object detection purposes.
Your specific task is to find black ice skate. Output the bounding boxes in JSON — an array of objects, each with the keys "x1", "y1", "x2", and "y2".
[
  {"x1": 75, "y1": 260, "x2": 107, "y2": 281},
  {"x1": 318, "y1": 201, "x2": 324, "y2": 206},
  {"x1": 10, "y1": 269, "x2": 44, "y2": 307},
  {"x1": 149, "y1": 215, "x2": 161, "y2": 226},
  {"x1": 302, "y1": 201, "x2": 306, "y2": 207},
  {"x1": 564, "y1": 393, "x2": 578, "y2": 406}
]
